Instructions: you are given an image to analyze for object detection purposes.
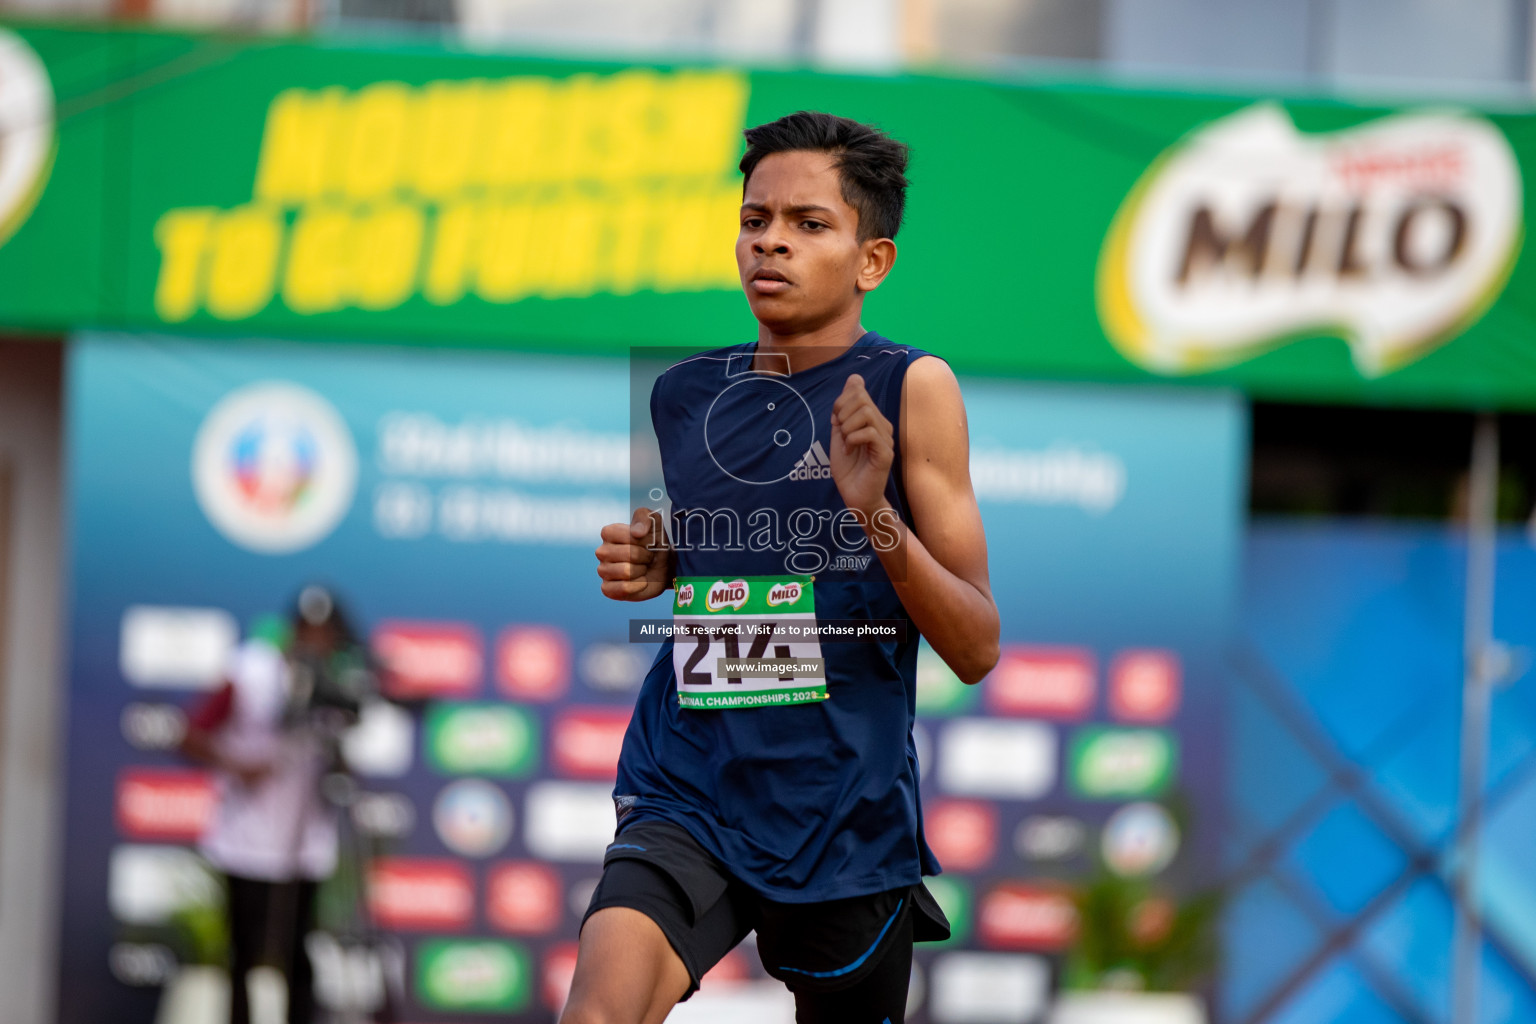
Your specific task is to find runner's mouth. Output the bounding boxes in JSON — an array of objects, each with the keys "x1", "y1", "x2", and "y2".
[{"x1": 750, "y1": 269, "x2": 792, "y2": 294}]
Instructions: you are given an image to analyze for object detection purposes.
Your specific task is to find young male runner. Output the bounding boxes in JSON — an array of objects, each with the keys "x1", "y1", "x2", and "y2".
[{"x1": 569, "y1": 111, "x2": 999, "y2": 1024}]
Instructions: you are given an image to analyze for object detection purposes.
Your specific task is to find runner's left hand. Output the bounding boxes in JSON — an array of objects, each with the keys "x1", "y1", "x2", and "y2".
[{"x1": 830, "y1": 374, "x2": 894, "y2": 518}]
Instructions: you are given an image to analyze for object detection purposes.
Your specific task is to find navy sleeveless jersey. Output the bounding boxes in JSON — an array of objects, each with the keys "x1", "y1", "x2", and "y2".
[{"x1": 613, "y1": 331, "x2": 943, "y2": 902}]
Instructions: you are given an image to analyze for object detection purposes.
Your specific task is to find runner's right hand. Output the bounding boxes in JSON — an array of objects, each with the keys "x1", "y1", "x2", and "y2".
[{"x1": 596, "y1": 507, "x2": 672, "y2": 602}]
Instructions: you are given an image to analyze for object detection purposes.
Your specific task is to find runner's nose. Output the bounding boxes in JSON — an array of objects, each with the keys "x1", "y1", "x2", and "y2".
[{"x1": 753, "y1": 233, "x2": 790, "y2": 257}]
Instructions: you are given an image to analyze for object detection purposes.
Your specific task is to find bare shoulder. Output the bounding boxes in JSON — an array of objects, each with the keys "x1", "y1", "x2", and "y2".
[
  {"x1": 901, "y1": 356, "x2": 967, "y2": 463},
  {"x1": 903, "y1": 353, "x2": 961, "y2": 401}
]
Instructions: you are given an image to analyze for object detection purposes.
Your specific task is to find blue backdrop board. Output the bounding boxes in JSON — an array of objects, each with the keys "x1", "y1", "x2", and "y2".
[
  {"x1": 1229, "y1": 522, "x2": 1536, "y2": 1024},
  {"x1": 60, "y1": 333, "x2": 1244, "y2": 1024}
]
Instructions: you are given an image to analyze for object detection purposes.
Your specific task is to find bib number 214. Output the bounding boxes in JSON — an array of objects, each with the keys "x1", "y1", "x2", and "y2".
[{"x1": 672, "y1": 576, "x2": 826, "y2": 709}]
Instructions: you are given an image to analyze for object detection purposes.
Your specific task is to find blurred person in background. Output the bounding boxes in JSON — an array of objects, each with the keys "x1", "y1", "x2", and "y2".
[{"x1": 180, "y1": 585, "x2": 364, "y2": 1024}]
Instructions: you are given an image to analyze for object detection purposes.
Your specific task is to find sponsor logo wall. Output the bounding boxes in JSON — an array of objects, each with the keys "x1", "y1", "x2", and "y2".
[{"x1": 60, "y1": 334, "x2": 1242, "y2": 1024}]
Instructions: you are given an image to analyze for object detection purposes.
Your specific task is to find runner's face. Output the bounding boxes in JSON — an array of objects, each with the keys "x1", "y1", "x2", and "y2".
[{"x1": 737, "y1": 151, "x2": 868, "y2": 333}]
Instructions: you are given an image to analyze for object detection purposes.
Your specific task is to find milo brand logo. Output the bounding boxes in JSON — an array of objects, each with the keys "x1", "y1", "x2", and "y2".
[
  {"x1": 766, "y1": 582, "x2": 802, "y2": 606},
  {"x1": 0, "y1": 30, "x2": 55, "y2": 251},
  {"x1": 705, "y1": 579, "x2": 749, "y2": 613},
  {"x1": 676, "y1": 583, "x2": 695, "y2": 607},
  {"x1": 1098, "y1": 104, "x2": 1522, "y2": 377}
]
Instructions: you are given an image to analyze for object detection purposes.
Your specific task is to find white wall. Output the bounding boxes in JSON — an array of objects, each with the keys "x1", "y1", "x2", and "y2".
[
  {"x1": 1104, "y1": 0, "x2": 1529, "y2": 88},
  {"x1": 0, "y1": 338, "x2": 64, "y2": 1024}
]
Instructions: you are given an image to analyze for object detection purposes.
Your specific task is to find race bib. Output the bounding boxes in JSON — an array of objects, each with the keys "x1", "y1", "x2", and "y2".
[{"x1": 672, "y1": 575, "x2": 826, "y2": 709}]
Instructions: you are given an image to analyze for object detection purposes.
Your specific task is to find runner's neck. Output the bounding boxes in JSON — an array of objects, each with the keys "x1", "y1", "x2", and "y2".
[{"x1": 753, "y1": 319, "x2": 870, "y2": 375}]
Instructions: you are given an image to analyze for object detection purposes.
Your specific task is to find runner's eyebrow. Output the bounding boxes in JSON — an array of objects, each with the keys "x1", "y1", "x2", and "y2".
[{"x1": 740, "y1": 203, "x2": 839, "y2": 217}]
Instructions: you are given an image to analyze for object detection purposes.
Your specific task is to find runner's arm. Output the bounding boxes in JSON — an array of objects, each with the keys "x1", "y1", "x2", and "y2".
[
  {"x1": 179, "y1": 681, "x2": 271, "y2": 786},
  {"x1": 844, "y1": 357, "x2": 999, "y2": 683}
]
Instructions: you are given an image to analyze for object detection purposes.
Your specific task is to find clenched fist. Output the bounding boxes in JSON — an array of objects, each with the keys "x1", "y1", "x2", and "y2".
[
  {"x1": 595, "y1": 506, "x2": 673, "y2": 602},
  {"x1": 830, "y1": 373, "x2": 895, "y2": 518}
]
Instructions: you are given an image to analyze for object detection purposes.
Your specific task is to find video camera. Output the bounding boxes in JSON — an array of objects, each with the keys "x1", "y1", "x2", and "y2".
[
  {"x1": 287, "y1": 646, "x2": 376, "y2": 722},
  {"x1": 283, "y1": 584, "x2": 378, "y2": 730}
]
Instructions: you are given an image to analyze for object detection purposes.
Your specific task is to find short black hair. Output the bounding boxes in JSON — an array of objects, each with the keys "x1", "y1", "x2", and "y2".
[{"x1": 739, "y1": 111, "x2": 909, "y2": 242}]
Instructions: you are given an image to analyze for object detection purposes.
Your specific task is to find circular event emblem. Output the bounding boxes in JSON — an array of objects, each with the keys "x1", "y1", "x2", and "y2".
[
  {"x1": 192, "y1": 382, "x2": 358, "y2": 553},
  {"x1": 0, "y1": 30, "x2": 54, "y2": 251},
  {"x1": 1101, "y1": 802, "x2": 1179, "y2": 878},
  {"x1": 433, "y1": 779, "x2": 514, "y2": 858}
]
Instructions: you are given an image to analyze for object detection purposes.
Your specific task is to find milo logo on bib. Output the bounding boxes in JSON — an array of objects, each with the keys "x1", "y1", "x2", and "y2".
[
  {"x1": 767, "y1": 582, "x2": 802, "y2": 606},
  {"x1": 676, "y1": 582, "x2": 695, "y2": 607},
  {"x1": 706, "y1": 579, "x2": 750, "y2": 612}
]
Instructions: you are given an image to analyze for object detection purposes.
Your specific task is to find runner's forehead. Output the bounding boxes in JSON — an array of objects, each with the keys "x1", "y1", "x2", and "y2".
[{"x1": 742, "y1": 152, "x2": 851, "y2": 217}]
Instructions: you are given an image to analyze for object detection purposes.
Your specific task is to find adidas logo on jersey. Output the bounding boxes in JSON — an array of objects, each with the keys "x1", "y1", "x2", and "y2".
[{"x1": 789, "y1": 441, "x2": 833, "y2": 482}]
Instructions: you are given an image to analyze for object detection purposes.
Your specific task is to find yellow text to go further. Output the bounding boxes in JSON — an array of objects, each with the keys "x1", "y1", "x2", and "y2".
[{"x1": 154, "y1": 187, "x2": 743, "y2": 322}]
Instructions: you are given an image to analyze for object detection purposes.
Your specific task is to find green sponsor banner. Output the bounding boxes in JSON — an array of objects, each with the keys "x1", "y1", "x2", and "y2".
[
  {"x1": 5, "y1": 24, "x2": 1536, "y2": 407},
  {"x1": 1068, "y1": 727, "x2": 1177, "y2": 799},
  {"x1": 425, "y1": 703, "x2": 539, "y2": 777},
  {"x1": 415, "y1": 939, "x2": 531, "y2": 1012}
]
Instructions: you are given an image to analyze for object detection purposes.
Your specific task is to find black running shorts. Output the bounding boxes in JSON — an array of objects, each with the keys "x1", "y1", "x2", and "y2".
[{"x1": 581, "y1": 819, "x2": 950, "y2": 1008}]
